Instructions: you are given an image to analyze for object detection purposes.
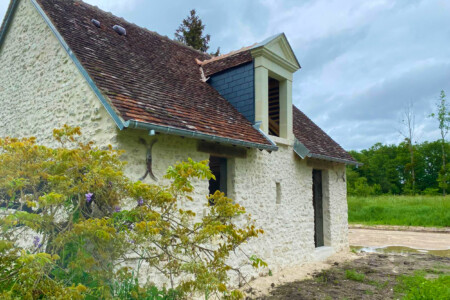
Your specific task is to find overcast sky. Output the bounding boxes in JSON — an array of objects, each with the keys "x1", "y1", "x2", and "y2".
[{"x1": 2, "y1": 0, "x2": 450, "y2": 150}]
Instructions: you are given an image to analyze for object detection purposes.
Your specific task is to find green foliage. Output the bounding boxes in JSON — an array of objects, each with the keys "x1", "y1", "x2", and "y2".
[
  {"x1": 395, "y1": 271, "x2": 450, "y2": 299},
  {"x1": 0, "y1": 126, "x2": 264, "y2": 299},
  {"x1": 347, "y1": 169, "x2": 381, "y2": 196},
  {"x1": 430, "y1": 90, "x2": 450, "y2": 195},
  {"x1": 110, "y1": 267, "x2": 179, "y2": 300},
  {"x1": 345, "y1": 269, "x2": 365, "y2": 282},
  {"x1": 348, "y1": 195, "x2": 450, "y2": 227},
  {"x1": 421, "y1": 188, "x2": 439, "y2": 196},
  {"x1": 174, "y1": 9, "x2": 219, "y2": 55},
  {"x1": 347, "y1": 140, "x2": 450, "y2": 195}
]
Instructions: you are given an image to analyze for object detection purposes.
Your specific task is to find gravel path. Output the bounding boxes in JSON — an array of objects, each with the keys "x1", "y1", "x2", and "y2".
[{"x1": 349, "y1": 228, "x2": 450, "y2": 250}]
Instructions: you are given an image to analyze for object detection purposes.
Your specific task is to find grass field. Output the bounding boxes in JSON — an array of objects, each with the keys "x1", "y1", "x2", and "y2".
[{"x1": 348, "y1": 195, "x2": 450, "y2": 227}]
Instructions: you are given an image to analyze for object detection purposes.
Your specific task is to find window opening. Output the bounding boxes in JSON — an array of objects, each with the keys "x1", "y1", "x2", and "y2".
[{"x1": 268, "y1": 77, "x2": 280, "y2": 136}]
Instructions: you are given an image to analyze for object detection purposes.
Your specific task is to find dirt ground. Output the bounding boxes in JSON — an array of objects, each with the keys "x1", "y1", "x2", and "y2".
[
  {"x1": 249, "y1": 252, "x2": 450, "y2": 299},
  {"x1": 243, "y1": 228, "x2": 450, "y2": 299}
]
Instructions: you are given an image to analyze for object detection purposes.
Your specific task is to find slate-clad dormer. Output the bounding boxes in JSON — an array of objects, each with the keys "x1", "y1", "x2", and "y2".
[
  {"x1": 203, "y1": 34, "x2": 301, "y2": 141},
  {"x1": 208, "y1": 61, "x2": 255, "y2": 124}
]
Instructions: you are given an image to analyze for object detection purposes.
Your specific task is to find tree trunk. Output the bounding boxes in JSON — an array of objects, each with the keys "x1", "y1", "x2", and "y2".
[
  {"x1": 409, "y1": 142, "x2": 415, "y2": 195},
  {"x1": 442, "y1": 140, "x2": 446, "y2": 196}
]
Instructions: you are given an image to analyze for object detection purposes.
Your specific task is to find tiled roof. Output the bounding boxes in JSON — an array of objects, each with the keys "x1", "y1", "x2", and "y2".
[
  {"x1": 293, "y1": 106, "x2": 357, "y2": 163},
  {"x1": 201, "y1": 48, "x2": 254, "y2": 77},
  {"x1": 34, "y1": 0, "x2": 274, "y2": 149}
]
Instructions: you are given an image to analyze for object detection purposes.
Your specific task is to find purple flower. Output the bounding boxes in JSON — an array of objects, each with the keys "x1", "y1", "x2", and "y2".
[
  {"x1": 114, "y1": 206, "x2": 121, "y2": 212},
  {"x1": 85, "y1": 193, "x2": 93, "y2": 203},
  {"x1": 33, "y1": 236, "x2": 40, "y2": 248},
  {"x1": 137, "y1": 197, "x2": 144, "y2": 206}
]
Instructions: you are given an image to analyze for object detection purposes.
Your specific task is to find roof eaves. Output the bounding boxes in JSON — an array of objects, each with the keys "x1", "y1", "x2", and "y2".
[
  {"x1": 125, "y1": 119, "x2": 279, "y2": 151},
  {"x1": 308, "y1": 153, "x2": 361, "y2": 166},
  {"x1": 0, "y1": 0, "x2": 19, "y2": 52},
  {"x1": 30, "y1": 0, "x2": 126, "y2": 130}
]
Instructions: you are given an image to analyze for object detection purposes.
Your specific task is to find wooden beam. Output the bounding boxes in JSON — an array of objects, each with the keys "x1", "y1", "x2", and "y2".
[
  {"x1": 306, "y1": 158, "x2": 337, "y2": 170},
  {"x1": 197, "y1": 142, "x2": 247, "y2": 158}
]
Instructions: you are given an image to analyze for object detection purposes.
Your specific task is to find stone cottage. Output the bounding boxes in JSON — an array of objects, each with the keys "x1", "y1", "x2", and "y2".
[{"x1": 0, "y1": 0, "x2": 358, "y2": 275}]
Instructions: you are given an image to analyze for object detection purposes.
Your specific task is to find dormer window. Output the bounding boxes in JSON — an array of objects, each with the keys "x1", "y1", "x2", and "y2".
[
  {"x1": 251, "y1": 33, "x2": 301, "y2": 141},
  {"x1": 207, "y1": 33, "x2": 300, "y2": 142}
]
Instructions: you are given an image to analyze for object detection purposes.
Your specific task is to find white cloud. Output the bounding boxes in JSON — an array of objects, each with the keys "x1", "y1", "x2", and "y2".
[
  {"x1": 83, "y1": 0, "x2": 142, "y2": 13},
  {"x1": 259, "y1": 0, "x2": 393, "y2": 43}
]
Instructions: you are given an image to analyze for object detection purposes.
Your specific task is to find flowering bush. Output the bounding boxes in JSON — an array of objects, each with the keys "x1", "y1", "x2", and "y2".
[{"x1": 0, "y1": 126, "x2": 264, "y2": 299}]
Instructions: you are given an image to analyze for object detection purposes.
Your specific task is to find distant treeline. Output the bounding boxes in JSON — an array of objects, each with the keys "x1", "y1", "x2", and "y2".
[{"x1": 347, "y1": 140, "x2": 450, "y2": 196}]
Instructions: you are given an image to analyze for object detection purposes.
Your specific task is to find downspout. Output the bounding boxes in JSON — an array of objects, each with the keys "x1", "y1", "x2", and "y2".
[
  {"x1": 253, "y1": 121, "x2": 277, "y2": 148},
  {"x1": 124, "y1": 120, "x2": 278, "y2": 151}
]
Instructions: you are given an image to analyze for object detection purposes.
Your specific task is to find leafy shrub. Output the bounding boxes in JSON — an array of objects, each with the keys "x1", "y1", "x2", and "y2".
[
  {"x1": 347, "y1": 176, "x2": 382, "y2": 197},
  {"x1": 421, "y1": 188, "x2": 440, "y2": 196},
  {"x1": 0, "y1": 126, "x2": 264, "y2": 299}
]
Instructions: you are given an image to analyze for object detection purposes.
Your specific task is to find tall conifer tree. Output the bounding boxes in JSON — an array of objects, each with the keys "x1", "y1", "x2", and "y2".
[{"x1": 175, "y1": 9, "x2": 220, "y2": 55}]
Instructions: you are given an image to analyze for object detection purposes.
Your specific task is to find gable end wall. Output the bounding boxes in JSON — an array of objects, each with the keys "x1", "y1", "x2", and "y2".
[{"x1": 0, "y1": 0, "x2": 117, "y2": 147}]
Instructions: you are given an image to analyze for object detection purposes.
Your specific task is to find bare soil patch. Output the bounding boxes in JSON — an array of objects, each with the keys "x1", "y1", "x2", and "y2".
[{"x1": 251, "y1": 252, "x2": 450, "y2": 299}]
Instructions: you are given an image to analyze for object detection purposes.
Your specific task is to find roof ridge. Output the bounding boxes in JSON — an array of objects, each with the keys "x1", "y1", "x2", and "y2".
[
  {"x1": 200, "y1": 43, "x2": 257, "y2": 65},
  {"x1": 72, "y1": 0, "x2": 211, "y2": 59}
]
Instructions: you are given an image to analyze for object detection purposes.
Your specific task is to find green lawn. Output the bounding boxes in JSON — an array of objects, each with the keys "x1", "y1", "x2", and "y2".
[{"x1": 348, "y1": 195, "x2": 450, "y2": 227}]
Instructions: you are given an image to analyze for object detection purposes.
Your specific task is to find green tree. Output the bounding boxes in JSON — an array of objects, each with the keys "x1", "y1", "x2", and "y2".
[
  {"x1": 347, "y1": 140, "x2": 450, "y2": 196},
  {"x1": 0, "y1": 126, "x2": 264, "y2": 299},
  {"x1": 415, "y1": 141, "x2": 444, "y2": 193},
  {"x1": 175, "y1": 9, "x2": 220, "y2": 55},
  {"x1": 430, "y1": 90, "x2": 450, "y2": 195}
]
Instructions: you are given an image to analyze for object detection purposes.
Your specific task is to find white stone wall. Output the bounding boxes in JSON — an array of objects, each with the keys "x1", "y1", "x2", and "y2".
[
  {"x1": 0, "y1": 0, "x2": 118, "y2": 147},
  {"x1": 0, "y1": 0, "x2": 349, "y2": 284}
]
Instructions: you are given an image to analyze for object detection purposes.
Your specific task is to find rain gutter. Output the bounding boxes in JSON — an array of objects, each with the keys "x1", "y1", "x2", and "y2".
[
  {"x1": 308, "y1": 153, "x2": 361, "y2": 166},
  {"x1": 124, "y1": 120, "x2": 279, "y2": 151}
]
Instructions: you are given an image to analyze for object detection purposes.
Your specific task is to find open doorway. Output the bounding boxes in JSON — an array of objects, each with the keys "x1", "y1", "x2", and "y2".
[{"x1": 312, "y1": 169, "x2": 324, "y2": 247}]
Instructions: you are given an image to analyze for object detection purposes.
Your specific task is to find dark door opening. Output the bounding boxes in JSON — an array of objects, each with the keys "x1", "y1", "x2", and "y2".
[
  {"x1": 312, "y1": 169, "x2": 324, "y2": 247},
  {"x1": 209, "y1": 156, "x2": 227, "y2": 200}
]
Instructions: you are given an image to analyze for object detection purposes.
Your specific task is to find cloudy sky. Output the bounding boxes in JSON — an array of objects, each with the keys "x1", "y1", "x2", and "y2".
[{"x1": 2, "y1": 0, "x2": 450, "y2": 150}]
